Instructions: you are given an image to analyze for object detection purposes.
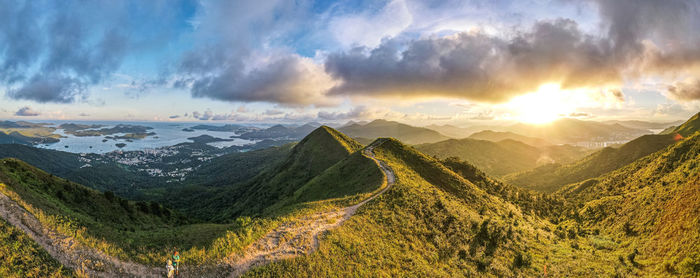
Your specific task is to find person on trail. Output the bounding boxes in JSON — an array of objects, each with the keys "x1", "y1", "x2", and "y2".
[
  {"x1": 172, "y1": 251, "x2": 181, "y2": 275},
  {"x1": 166, "y1": 259, "x2": 175, "y2": 278}
]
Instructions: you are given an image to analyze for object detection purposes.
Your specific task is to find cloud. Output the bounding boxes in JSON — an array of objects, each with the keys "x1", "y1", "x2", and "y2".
[
  {"x1": 169, "y1": 115, "x2": 181, "y2": 119},
  {"x1": 667, "y1": 78, "x2": 700, "y2": 101},
  {"x1": 323, "y1": 0, "x2": 700, "y2": 104},
  {"x1": 187, "y1": 54, "x2": 336, "y2": 106},
  {"x1": 15, "y1": 106, "x2": 39, "y2": 116},
  {"x1": 0, "y1": 1, "x2": 195, "y2": 103},
  {"x1": 190, "y1": 109, "x2": 235, "y2": 121},
  {"x1": 7, "y1": 74, "x2": 85, "y2": 103},
  {"x1": 79, "y1": 113, "x2": 90, "y2": 117},
  {"x1": 325, "y1": 19, "x2": 622, "y2": 103}
]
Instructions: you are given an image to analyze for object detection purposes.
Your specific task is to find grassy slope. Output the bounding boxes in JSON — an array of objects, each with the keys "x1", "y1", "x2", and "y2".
[
  {"x1": 415, "y1": 138, "x2": 588, "y2": 177},
  {"x1": 245, "y1": 139, "x2": 554, "y2": 277},
  {"x1": 0, "y1": 144, "x2": 154, "y2": 197},
  {"x1": 506, "y1": 134, "x2": 681, "y2": 193},
  {"x1": 0, "y1": 159, "x2": 230, "y2": 265},
  {"x1": 0, "y1": 217, "x2": 74, "y2": 277},
  {"x1": 671, "y1": 112, "x2": 700, "y2": 137},
  {"x1": 282, "y1": 151, "x2": 384, "y2": 207},
  {"x1": 185, "y1": 144, "x2": 292, "y2": 187},
  {"x1": 176, "y1": 126, "x2": 364, "y2": 221},
  {"x1": 339, "y1": 120, "x2": 450, "y2": 144},
  {"x1": 557, "y1": 133, "x2": 700, "y2": 276}
]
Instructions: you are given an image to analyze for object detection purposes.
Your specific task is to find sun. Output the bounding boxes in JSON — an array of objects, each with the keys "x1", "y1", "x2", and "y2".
[{"x1": 505, "y1": 83, "x2": 575, "y2": 124}]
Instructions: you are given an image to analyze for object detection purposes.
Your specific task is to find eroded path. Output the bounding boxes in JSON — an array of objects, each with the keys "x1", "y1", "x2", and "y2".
[
  {"x1": 0, "y1": 141, "x2": 394, "y2": 277},
  {"x1": 225, "y1": 140, "x2": 395, "y2": 277},
  {"x1": 0, "y1": 192, "x2": 163, "y2": 277}
]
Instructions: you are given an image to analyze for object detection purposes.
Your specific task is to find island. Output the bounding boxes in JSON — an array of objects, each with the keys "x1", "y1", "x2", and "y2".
[{"x1": 187, "y1": 134, "x2": 234, "y2": 144}]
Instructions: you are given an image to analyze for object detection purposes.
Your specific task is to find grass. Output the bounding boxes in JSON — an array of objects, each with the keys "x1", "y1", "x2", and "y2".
[{"x1": 0, "y1": 217, "x2": 74, "y2": 277}]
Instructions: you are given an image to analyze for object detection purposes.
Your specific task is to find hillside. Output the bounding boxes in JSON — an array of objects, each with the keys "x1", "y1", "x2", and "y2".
[
  {"x1": 415, "y1": 138, "x2": 588, "y2": 176},
  {"x1": 245, "y1": 138, "x2": 554, "y2": 277},
  {"x1": 668, "y1": 112, "x2": 700, "y2": 137},
  {"x1": 506, "y1": 134, "x2": 678, "y2": 192},
  {"x1": 468, "y1": 130, "x2": 551, "y2": 146},
  {"x1": 555, "y1": 133, "x2": 700, "y2": 276},
  {"x1": 184, "y1": 144, "x2": 293, "y2": 187},
  {"x1": 174, "y1": 126, "x2": 365, "y2": 221},
  {"x1": 339, "y1": 119, "x2": 450, "y2": 144},
  {"x1": 507, "y1": 112, "x2": 700, "y2": 192},
  {"x1": 0, "y1": 159, "x2": 204, "y2": 265},
  {"x1": 0, "y1": 217, "x2": 74, "y2": 276},
  {"x1": 502, "y1": 118, "x2": 649, "y2": 144}
]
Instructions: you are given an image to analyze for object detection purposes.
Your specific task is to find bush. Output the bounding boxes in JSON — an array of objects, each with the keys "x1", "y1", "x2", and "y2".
[{"x1": 513, "y1": 251, "x2": 532, "y2": 268}]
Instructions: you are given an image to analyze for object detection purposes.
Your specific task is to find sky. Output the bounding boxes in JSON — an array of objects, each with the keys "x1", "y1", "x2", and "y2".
[{"x1": 1, "y1": 0, "x2": 699, "y2": 125}]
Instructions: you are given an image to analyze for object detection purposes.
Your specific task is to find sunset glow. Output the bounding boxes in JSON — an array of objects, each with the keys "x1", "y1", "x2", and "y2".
[{"x1": 505, "y1": 84, "x2": 575, "y2": 124}]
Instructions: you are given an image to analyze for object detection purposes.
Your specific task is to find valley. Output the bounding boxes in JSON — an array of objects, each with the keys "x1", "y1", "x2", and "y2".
[{"x1": 0, "y1": 113, "x2": 697, "y2": 277}]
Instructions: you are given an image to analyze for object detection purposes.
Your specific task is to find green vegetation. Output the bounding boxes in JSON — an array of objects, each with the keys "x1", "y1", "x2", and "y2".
[
  {"x1": 556, "y1": 132, "x2": 700, "y2": 276},
  {"x1": 339, "y1": 119, "x2": 450, "y2": 144},
  {"x1": 506, "y1": 116, "x2": 698, "y2": 192},
  {"x1": 416, "y1": 138, "x2": 588, "y2": 176},
  {"x1": 0, "y1": 121, "x2": 697, "y2": 277},
  {"x1": 666, "y1": 112, "x2": 700, "y2": 137},
  {"x1": 169, "y1": 126, "x2": 364, "y2": 221},
  {"x1": 244, "y1": 138, "x2": 550, "y2": 277},
  {"x1": 468, "y1": 130, "x2": 551, "y2": 146},
  {"x1": 0, "y1": 218, "x2": 74, "y2": 277},
  {"x1": 184, "y1": 144, "x2": 292, "y2": 187}
]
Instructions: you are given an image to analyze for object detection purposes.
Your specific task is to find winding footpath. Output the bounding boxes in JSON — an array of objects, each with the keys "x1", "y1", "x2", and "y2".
[{"x1": 0, "y1": 140, "x2": 395, "y2": 277}]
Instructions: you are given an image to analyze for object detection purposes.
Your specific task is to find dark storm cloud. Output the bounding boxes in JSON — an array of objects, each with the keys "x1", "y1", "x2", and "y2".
[{"x1": 15, "y1": 106, "x2": 39, "y2": 116}]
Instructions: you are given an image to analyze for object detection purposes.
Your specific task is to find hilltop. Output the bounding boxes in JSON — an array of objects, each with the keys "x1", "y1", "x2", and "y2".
[
  {"x1": 339, "y1": 119, "x2": 450, "y2": 144},
  {"x1": 415, "y1": 138, "x2": 588, "y2": 176},
  {"x1": 171, "y1": 126, "x2": 367, "y2": 221}
]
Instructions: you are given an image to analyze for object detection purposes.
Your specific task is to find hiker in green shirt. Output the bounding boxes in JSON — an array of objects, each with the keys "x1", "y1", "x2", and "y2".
[{"x1": 172, "y1": 251, "x2": 181, "y2": 275}]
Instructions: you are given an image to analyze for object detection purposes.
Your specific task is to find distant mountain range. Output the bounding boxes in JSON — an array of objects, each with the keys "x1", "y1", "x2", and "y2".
[
  {"x1": 339, "y1": 119, "x2": 450, "y2": 144},
  {"x1": 506, "y1": 112, "x2": 700, "y2": 192},
  {"x1": 415, "y1": 137, "x2": 589, "y2": 176},
  {"x1": 468, "y1": 130, "x2": 552, "y2": 146}
]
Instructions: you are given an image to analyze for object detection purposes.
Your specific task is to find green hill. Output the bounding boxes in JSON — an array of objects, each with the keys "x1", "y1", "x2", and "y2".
[
  {"x1": 174, "y1": 126, "x2": 365, "y2": 221},
  {"x1": 246, "y1": 138, "x2": 554, "y2": 277},
  {"x1": 507, "y1": 112, "x2": 700, "y2": 192},
  {"x1": 504, "y1": 118, "x2": 649, "y2": 144},
  {"x1": 415, "y1": 138, "x2": 588, "y2": 176},
  {"x1": 184, "y1": 144, "x2": 293, "y2": 187},
  {"x1": 339, "y1": 119, "x2": 450, "y2": 144},
  {"x1": 468, "y1": 130, "x2": 552, "y2": 146},
  {"x1": 555, "y1": 133, "x2": 700, "y2": 276},
  {"x1": 0, "y1": 158, "x2": 202, "y2": 265},
  {"x1": 506, "y1": 134, "x2": 678, "y2": 192}
]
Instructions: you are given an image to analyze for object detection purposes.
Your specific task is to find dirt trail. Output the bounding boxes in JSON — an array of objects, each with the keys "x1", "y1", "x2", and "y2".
[
  {"x1": 225, "y1": 139, "x2": 394, "y2": 277},
  {"x1": 0, "y1": 192, "x2": 163, "y2": 277},
  {"x1": 0, "y1": 140, "x2": 394, "y2": 277}
]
